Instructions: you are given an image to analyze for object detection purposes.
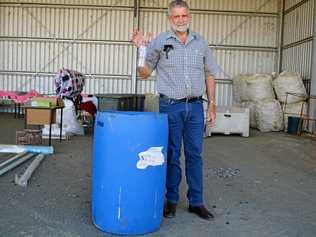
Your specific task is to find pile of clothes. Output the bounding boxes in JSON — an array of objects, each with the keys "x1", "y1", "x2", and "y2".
[
  {"x1": 55, "y1": 68, "x2": 96, "y2": 116},
  {"x1": 51, "y1": 68, "x2": 97, "y2": 137},
  {"x1": 0, "y1": 90, "x2": 40, "y2": 104},
  {"x1": 55, "y1": 68, "x2": 85, "y2": 100}
]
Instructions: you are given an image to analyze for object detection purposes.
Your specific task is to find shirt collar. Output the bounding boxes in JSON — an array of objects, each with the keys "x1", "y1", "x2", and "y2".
[{"x1": 166, "y1": 29, "x2": 197, "y2": 43}]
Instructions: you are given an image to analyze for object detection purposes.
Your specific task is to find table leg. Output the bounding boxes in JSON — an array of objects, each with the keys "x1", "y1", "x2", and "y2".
[
  {"x1": 60, "y1": 108, "x2": 63, "y2": 142},
  {"x1": 17, "y1": 103, "x2": 21, "y2": 118},
  {"x1": 14, "y1": 103, "x2": 17, "y2": 118},
  {"x1": 24, "y1": 109, "x2": 27, "y2": 129},
  {"x1": 49, "y1": 110, "x2": 53, "y2": 146}
]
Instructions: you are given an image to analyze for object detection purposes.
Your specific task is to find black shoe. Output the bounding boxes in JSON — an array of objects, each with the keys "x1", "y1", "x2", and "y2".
[
  {"x1": 188, "y1": 205, "x2": 214, "y2": 220},
  {"x1": 163, "y1": 201, "x2": 177, "y2": 218}
]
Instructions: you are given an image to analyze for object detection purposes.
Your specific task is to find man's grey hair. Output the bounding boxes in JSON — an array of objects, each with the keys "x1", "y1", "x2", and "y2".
[{"x1": 168, "y1": 0, "x2": 190, "y2": 16}]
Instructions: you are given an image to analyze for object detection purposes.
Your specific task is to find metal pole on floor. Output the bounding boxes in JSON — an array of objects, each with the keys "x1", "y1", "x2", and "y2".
[
  {"x1": 15, "y1": 154, "x2": 45, "y2": 187},
  {"x1": 0, "y1": 153, "x2": 35, "y2": 176},
  {"x1": 0, "y1": 152, "x2": 27, "y2": 170}
]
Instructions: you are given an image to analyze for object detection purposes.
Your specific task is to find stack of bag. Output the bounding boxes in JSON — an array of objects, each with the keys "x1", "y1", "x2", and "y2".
[
  {"x1": 233, "y1": 71, "x2": 307, "y2": 132},
  {"x1": 273, "y1": 72, "x2": 308, "y2": 130},
  {"x1": 233, "y1": 73, "x2": 283, "y2": 132}
]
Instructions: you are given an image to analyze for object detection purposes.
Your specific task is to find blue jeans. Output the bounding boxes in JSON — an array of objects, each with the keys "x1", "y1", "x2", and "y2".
[{"x1": 159, "y1": 96, "x2": 204, "y2": 206}]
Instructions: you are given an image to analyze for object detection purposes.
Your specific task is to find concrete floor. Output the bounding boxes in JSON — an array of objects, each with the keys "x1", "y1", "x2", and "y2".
[{"x1": 0, "y1": 113, "x2": 315, "y2": 237}]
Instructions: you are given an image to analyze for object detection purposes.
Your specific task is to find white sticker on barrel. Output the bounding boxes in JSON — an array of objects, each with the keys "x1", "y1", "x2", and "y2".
[{"x1": 137, "y1": 147, "x2": 164, "y2": 169}]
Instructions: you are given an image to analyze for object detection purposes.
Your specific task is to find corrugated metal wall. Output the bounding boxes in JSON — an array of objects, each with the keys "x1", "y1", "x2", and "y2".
[
  {"x1": 1, "y1": 0, "x2": 280, "y2": 107},
  {"x1": 282, "y1": 0, "x2": 314, "y2": 83},
  {"x1": 282, "y1": 0, "x2": 315, "y2": 132},
  {"x1": 0, "y1": 1, "x2": 136, "y2": 96}
]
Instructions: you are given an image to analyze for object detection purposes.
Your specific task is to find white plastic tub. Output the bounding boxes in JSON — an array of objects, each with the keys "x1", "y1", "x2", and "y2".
[{"x1": 205, "y1": 106, "x2": 250, "y2": 137}]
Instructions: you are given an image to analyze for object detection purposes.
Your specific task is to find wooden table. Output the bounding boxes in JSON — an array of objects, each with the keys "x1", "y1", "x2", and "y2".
[{"x1": 0, "y1": 98, "x2": 23, "y2": 118}]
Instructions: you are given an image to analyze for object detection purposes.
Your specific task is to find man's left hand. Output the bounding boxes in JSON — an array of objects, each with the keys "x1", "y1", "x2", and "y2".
[{"x1": 207, "y1": 104, "x2": 216, "y2": 127}]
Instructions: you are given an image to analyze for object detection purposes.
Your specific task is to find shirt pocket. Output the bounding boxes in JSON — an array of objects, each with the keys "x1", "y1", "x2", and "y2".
[
  {"x1": 189, "y1": 50, "x2": 204, "y2": 70},
  {"x1": 160, "y1": 50, "x2": 178, "y2": 68}
]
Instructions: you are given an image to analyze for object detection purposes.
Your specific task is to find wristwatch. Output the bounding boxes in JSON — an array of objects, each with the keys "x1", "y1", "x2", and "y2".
[{"x1": 209, "y1": 99, "x2": 216, "y2": 105}]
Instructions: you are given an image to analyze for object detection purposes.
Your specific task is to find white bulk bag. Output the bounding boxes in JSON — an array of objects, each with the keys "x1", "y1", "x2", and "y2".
[
  {"x1": 233, "y1": 74, "x2": 254, "y2": 103},
  {"x1": 241, "y1": 101, "x2": 257, "y2": 128},
  {"x1": 246, "y1": 74, "x2": 275, "y2": 102},
  {"x1": 273, "y1": 71, "x2": 307, "y2": 103},
  {"x1": 255, "y1": 99, "x2": 284, "y2": 132}
]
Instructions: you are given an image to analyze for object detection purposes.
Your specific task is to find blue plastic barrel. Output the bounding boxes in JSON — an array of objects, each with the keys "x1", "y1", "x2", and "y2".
[{"x1": 92, "y1": 111, "x2": 168, "y2": 235}]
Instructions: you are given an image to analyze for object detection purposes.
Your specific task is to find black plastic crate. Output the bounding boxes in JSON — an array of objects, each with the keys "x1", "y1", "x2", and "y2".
[{"x1": 95, "y1": 94, "x2": 145, "y2": 112}]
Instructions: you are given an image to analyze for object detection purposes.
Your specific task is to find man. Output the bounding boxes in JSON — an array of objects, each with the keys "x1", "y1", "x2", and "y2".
[{"x1": 132, "y1": 0, "x2": 219, "y2": 220}]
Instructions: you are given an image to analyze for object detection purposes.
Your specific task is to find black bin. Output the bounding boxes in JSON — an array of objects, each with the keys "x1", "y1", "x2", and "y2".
[
  {"x1": 287, "y1": 116, "x2": 301, "y2": 135},
  {"x1": 95, "y1": 94, "x2": 145, "y2": 112}
]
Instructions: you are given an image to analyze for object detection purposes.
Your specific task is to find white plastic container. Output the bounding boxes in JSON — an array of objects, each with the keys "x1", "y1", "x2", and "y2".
[{"x1": 205, "y1": 106, "x2": 250, "y2": 137}]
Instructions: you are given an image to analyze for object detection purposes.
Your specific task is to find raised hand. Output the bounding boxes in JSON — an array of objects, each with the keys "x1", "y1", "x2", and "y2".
[
  {"x1": 143, "y1": 32, "x2": 153, "y2": 45},
  {"x1": 131, "y1": 30, "x2": 153, "y2": 48}
]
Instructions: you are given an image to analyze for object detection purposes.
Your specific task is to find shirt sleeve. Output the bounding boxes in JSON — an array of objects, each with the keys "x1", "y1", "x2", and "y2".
[
  {"x1": 204, "y1": 45, "x2": 220, "y2": 78},
  {"x1": 145, "y1": 38, "x2": 161, "y2": 71}
]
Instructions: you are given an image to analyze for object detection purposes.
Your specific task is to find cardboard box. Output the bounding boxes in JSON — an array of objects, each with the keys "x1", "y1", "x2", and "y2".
[
  {"x1": 26, "y1": 108, "x2": 56, "y2": 125},
  {"x1": 26, "y1": 97, "x2": 64, "y2": 125},
  {"x1": 30, "y1": 97, "x2": 64, "y2": 108}
]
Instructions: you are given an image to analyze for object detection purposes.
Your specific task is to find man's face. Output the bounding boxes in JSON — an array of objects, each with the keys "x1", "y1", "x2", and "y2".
[{"x1": 168, "y1": 6, "x2": 191, "y2": 33}]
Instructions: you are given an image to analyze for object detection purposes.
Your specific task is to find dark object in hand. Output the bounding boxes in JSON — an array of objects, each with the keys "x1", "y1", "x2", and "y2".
[{"x1": 163, "y1": 44, "x2": 174, "y2": 59}]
